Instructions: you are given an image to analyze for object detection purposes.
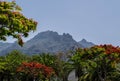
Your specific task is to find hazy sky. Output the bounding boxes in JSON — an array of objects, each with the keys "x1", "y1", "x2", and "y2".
[{"x1": 6, "y1": 0, "x2": 120, "y2": 46}]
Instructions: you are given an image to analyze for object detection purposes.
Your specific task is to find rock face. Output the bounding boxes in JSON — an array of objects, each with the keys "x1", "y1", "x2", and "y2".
[
  {"x1": 0, "y1": 31, "x2": 83, "y2": 55},
  {"x1": 79, "y1": 39, "x2": 95, "y2": 48}
]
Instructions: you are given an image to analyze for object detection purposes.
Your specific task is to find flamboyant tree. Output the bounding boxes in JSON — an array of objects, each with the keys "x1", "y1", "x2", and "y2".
[
  {"x1": 17, "y1": 62, "x2": 54, "y2": 81},
  {"x1": 0, "y1": 0, "x2": 37, "y2": 46},
  {"x1": 71, "y1": 44, "x2": 120, "y2": 81},
  {"x1": 92, "y1": 44, "x2": 120, "y2": 81}
]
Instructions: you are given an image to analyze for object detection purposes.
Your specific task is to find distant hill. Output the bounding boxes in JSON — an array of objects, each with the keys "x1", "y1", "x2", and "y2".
[
  {"x1": 79, "y1": 39, "x2": 95, "y2": 48},
  {"x1": 0, "y1": 31, "x2": 94, "y2": 55}
]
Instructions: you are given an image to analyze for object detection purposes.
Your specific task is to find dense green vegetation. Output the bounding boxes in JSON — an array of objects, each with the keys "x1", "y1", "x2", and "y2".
[{"x1": 0, "y1": 44, "x2": 120, "y2": 81}]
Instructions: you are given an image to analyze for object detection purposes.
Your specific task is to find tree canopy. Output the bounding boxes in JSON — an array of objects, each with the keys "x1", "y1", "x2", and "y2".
[
  {"x1": 0, "y1": 1, "x2": 37, "y2": 46},
  {"x1": 70, "y1": 44, "x2": 120, "y2": 81}
]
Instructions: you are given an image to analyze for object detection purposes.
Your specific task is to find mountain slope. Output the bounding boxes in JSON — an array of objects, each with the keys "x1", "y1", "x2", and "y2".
[
  {"x1": 0, "y1": 42, "x2": 12, "y2": 53},
  {"x1": 0, "y1": 31, "x2": 83, "y2": 55}
]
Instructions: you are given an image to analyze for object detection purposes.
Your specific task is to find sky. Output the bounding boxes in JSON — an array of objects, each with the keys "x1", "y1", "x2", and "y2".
[{"x1": 5, "y1": 0, "x2": 120, "y2": 46}]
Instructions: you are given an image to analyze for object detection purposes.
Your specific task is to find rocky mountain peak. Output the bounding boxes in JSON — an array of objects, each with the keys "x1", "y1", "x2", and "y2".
[
  {"x1": 81, "y1": 39, "x2": 87, "y2": 42},
  {"x1": 33, "y1": 30, "x2": 59, "y2": 39},
  {"x1": 79, "y1": 39, "x2": 95, "y2": 48}
]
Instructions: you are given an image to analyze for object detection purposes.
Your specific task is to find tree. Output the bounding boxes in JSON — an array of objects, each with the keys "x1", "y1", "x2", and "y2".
[
  {"x1": 31, "y1": 53, "x2": 60, "y2": 81},
  {"x1": 0, "y1": 50, "x2": 28, "y2": 81},
  {"x1": 71, "y1": 44, "x2": 120, "y2": 81},
  {"x1": 17, "y1": 62, "x2": 54, "y2": 81},
  {"x1": 70, "y1": 48, "x2": 89, "y2": 81},
  {"x1": 0, "y1": 56, "x2": 7, "y2": 81},
  {"x1": 31, "y1": 53, "x2": 74, "y2": 81},
  {"x1": 54, "y1": 52, "x2": 73, "y2": 81},
  {"x1": 31, "y1": 53, "x2": 57, "y2": 67},
  {"x1": 0, "y1": 0, "x2": 37, "y2": 46},
  {"x1": 92, "y1": 44, "x2": 120, "y2": 81}
]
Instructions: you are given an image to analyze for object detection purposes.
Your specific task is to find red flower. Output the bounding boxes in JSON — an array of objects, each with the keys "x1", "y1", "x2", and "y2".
[{"x1": 17, "y1": 62, "x2": 54, "y2": 78}]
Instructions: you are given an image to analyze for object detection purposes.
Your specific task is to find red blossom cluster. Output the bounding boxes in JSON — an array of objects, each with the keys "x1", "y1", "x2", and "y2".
[
  {"x1": 97, "y1": 44, "x2": 120, "y2": 61},
  {"x1": 98, "y1": 44, "x2": 120, "y2": 54},
  {"x1": 17, "y1": 62, "x2": 54, "y2": 78}
]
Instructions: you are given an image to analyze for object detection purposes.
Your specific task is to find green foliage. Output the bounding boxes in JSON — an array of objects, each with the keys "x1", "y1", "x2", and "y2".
[
  {"x1": 0, "y1": 50, "x2": 28, "y2": 81},
  {"x1": 31, "y1": 53, "x2": 57, "y2": 67},
  {"x1": 70, "y1": 44, "x2": 120, "y2": 81},
  {"x1": 0, "y1": 1, "x2": 37, "y2": 46}
]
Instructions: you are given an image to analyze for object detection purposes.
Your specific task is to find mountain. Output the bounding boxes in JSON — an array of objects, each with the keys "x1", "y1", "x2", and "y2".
[
  {"x1": 22, "y1": 31, "x2": 83, "y2": 54},
  {"x1": 0, "y1": 42, "x2": 12, "y2": 53},
  {"x1": 0, "y1": 31, "x2": 84, "y2": 55},
  {"x1": 0, "y1": 31, "x2": 95, "y2": 55},
  {"x1": 79, "y1": 39, "x2": 95, "y2": 48}
]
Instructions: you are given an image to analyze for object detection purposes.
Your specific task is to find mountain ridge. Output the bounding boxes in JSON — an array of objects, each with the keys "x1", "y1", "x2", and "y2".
[{"x1": 0, "y1": 31, "x2": 94, "y2": 55}]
